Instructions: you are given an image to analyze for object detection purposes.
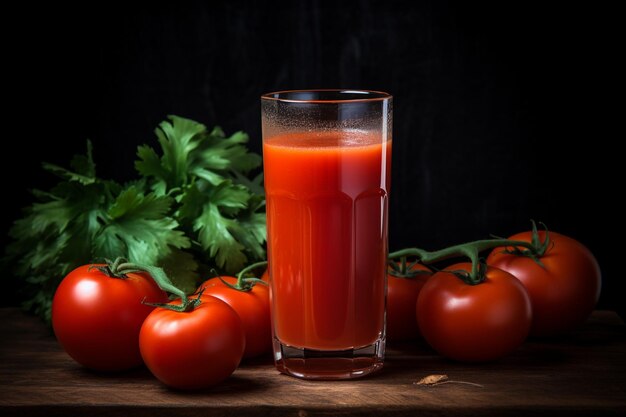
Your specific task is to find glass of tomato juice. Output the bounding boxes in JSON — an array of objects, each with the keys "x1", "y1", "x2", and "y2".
[{"x1": 261, "y1": 90, "x2": 392, "y2": 379}]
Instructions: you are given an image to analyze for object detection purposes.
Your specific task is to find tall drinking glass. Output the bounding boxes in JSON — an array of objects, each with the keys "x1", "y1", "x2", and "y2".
[{"x1": 261, "y1": 90, "x2": 392, "y2": 380}]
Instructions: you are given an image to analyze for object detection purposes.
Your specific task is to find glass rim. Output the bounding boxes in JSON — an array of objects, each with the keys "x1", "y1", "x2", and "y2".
[{"x1": 261, "y1": 89, "x2": 392, "y2": 104}]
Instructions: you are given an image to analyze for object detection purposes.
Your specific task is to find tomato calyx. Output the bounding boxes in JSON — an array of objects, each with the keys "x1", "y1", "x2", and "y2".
[
  {"x1": 389, "y1": 237, "x2": 541, "y2": 285},
  {"x1": 497, "y1": 220, "x2": 551, "y2": 265},
  {"x1": 88, "y1": 258, "x2": 131, "y2": 279},
  {"x1": 212, "y1": 261, "x2": 269, "y2": 292},
  {"x1": 387, "y1": 257, "x2": 433, "y2": 279},
  {"x1": 442, "y1": 261, "x2": 489, "y2": 285}
]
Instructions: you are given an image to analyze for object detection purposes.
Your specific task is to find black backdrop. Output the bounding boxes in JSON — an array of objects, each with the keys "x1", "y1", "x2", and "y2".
[{"x1": 4, "y1": 1, "x2": 622, "y2": 314}]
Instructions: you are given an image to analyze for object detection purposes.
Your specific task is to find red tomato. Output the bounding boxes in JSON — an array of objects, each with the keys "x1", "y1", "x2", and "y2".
[
  {"x1": 139, "y1": 296, "x2": 245, "y2": 390},
  {"x1": 386, "y1": 263, "x2": 431, "y2": 341},
  {"x1": 487, "y1": 231, "x2": 601, "y2": 336},
  {"x1": 261, "y1": 269, "x2": 269, "y2": 282},
  {"x1": 52, "y1": 264, "x2": 168, "y2": 371},
  {"x1": 416, "y1": 263, "x2": 532, "y2": 362},
  {"x1": 199, "y1": 277, "x2": 271, "y2": 358}
]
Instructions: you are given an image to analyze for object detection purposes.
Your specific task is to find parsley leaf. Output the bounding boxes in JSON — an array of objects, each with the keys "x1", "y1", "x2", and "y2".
[
  {"x1": 136, "y1": 115, "x2": 262, "y2": 191},
  {"x1": 5, "y1": 116, "x2": 266, "y2": 323},
  {"x1": 195, "y1": 203, "x2": 248, "y2": 272},
  {"x1": 138, "y1": 115, "x2": 266, "y2": 274},
  {"x1": 178, "y1": 180, "x2": 261, "y2": 273},
  {"x1": 94, "y1": 186, "x2": 190, "y2": 265}
]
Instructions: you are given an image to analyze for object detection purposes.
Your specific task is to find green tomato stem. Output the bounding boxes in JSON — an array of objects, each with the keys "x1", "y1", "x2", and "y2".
[
  {"x1": 108, "y1": 258, "x2": 197, "y2": 312},
  {"x1": 500, "y1": 220, "x2": 551, "y2": 262},
  {"x1": 388, "y1": 238, "x2": 539, "y2": 285},
  {"x1": 207, "y1": 261, "x2": 268, "y2": 293},
  {"x1": 235, "y1": 260, "x2": 268, "y2": 290},
  {"x1": 387, "y1": 257, "x2": 433, "y2": 278}
]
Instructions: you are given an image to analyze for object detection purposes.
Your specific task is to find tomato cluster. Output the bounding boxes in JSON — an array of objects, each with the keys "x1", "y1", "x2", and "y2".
[
  {"x1": 387, "y1": 228, "x2": 601, "y2": 362},
  {"x1": 52, "y1": 263, "x2": 271, "y2": 390}
]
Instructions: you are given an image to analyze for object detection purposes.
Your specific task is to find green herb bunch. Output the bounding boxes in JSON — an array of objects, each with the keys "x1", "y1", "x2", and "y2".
[{"x1": 5, "y1": 115, "x2": 266, "y2": 322}]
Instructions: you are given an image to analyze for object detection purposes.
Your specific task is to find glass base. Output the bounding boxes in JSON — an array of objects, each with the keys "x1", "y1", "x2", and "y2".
[{"x1": 273, "y1": 337, "x2": 385, "y2": 380}]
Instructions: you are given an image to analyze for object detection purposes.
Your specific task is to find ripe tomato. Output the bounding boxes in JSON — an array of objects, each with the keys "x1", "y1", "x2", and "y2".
[
  {"x1": 487, "y1": 230, "x2": 601, "y2": 336},
  {"x1": 261, "y1": 269, "x2": 270, "y2": 282},
  {"x1": 386, "y1": 263, "x2": 431, "y2": 341},
  {"x1": 199, "y1": 277, "x2": 271, "y2": 358},
  {"x1": 52, "y1": 264, "x2": 168, "y2": 371},
  {"x1": 139, "y1": 295, "x2": 245, "y2": 390},
  {"x1": 416, "y1": 263, "x2": 532, "y2": 362}
]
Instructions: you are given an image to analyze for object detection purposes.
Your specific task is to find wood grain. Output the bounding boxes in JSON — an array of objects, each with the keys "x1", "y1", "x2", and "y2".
[{"x1": 1, "y1": 308, "x2": 625, "y2": 416}]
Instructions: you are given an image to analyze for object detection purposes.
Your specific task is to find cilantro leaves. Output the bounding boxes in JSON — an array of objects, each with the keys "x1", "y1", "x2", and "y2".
[
  {"x1": 136, "y1": 116, "x2": 261, "y2": 191},
  {"x1": 5, "y1": 116, "x2": 266, "y2": 322},
  {"x1": 137, "y1": 115, "x2": 265, "y2": 272}
]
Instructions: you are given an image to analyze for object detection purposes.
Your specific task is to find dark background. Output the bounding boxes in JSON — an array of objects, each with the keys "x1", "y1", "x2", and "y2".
[{"x1": 4, "y1": 1, "x2": 621, "y2": 314}]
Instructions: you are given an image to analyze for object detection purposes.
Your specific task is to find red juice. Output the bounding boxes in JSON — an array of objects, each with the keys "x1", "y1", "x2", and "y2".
[{"x1": 263, "y1": 130, "x2": 391, "y2": 351}]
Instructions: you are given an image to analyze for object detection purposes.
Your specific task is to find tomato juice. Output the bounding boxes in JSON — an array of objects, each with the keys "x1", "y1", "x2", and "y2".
[{"x1": 263, "y1": 130, "x2": 391, "y2": 351}]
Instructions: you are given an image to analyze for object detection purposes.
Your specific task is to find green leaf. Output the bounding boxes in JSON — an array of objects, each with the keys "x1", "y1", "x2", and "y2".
[
  {"x1": 135, "y1": 145, "x2": 168, "y2": 195},
  {"x1": 70, "y1": 140, "x2": 96, "y2": 178},
  {"x1": 196, "y1": 130, "x2": 262, "y2": 174},
  {"x1": 232, "y1": 171, "x2": 265, "y2": 197},
  {"x1": 194, "y1": 203, "x2": 247, "y2": 273},
  {"x1": 7, "y1": 180, "x2": 108, "y2": 277},
  {"x1": 42, "y1": 141, "x2": 96, "y2": 185},
  {"x1": 185, "y1": 177, "x2": 262, "y2": 272},
  {"x1": 190, "y1": 167, "x2": 225, "y2": 186},
  {"x1": 5, "y1": 143, "x2": 111, "y2": 322},
  {"x1": 155, "y1": 115, "x2": 206, "y2": 183},
  {"x1": 108, "y1": 185, "x2": 171, "y2": 220},
  {"x1": 208, "y1": 180, "x2": 250, "y2": 213},
  {"x1": 136, "y1": 115, "x2": 207, "y2": 192},
  {"x1": 94, "y1": 186, "x2": 190, "y2": 265},
  {"x1": 177, "y1": 182, "x2": 206, "y2": 223},
  {"x1": 230, "y1": 211, "x2": 267, "y2": 261},
  {"x1": 209, "y1": 126, "x2": 225, "y2": 138},
  {"x1": 137, "y1": 115, "x2": 263, "y2": 192},
  {"x1": 158, "y1": 249, "x2": 199, "y2": 294}
]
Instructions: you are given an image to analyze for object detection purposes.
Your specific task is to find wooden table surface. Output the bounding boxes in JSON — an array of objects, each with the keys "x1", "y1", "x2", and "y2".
[{"x1": 1, "y1": 308, "x2": 625, "y2": 416}]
